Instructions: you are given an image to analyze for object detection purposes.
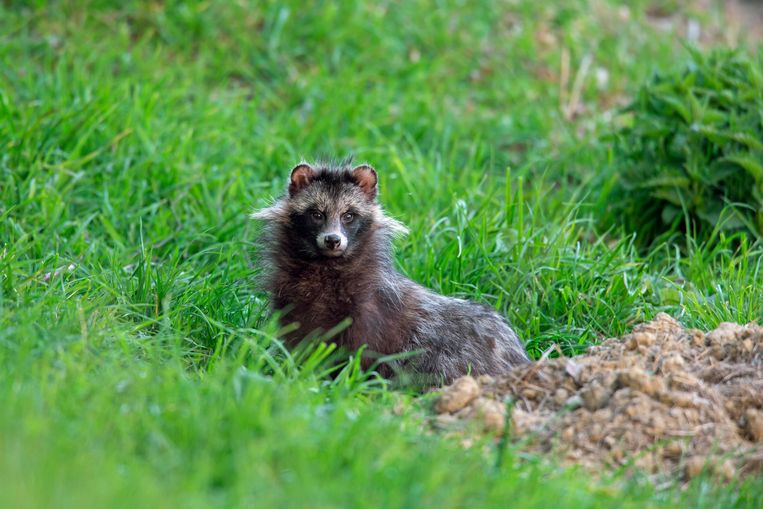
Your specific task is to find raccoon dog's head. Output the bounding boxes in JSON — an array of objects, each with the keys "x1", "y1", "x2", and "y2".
[{"x1": 253, "y1": 162, "x2": 406, "y2": 260}]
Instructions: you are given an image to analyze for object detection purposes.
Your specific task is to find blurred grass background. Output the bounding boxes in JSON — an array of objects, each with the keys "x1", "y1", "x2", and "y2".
[{"x1": 1, "y1": 1, "x2": 762, "y2": 507}]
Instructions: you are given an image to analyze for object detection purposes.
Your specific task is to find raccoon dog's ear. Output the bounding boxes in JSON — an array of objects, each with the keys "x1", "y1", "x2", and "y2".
[
  {"x1": 351, "y1": 164, "x2": 378, "y2": 200},
  {"x1": 288, "y1": 163, "x2": 317, "y2": 196}
]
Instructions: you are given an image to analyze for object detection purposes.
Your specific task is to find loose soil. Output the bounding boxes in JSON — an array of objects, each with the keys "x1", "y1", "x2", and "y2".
[{"x1": 433, "y1": 314, "x2": 763, "y2": 481}]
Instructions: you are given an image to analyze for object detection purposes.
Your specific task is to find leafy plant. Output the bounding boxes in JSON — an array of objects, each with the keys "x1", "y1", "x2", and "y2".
[{"x1": 608, "y1": 48, "x2": 763, "y2": 244}]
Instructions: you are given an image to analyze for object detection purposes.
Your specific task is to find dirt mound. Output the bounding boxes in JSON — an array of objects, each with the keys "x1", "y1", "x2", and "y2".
[{"x1": 434, "y1": 314, "x2": 763, "y2": 480}]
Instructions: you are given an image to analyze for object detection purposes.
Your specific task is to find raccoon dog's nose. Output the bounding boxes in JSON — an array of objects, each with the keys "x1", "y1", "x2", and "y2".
[{"x1": 324, "y1": 234, "x2": 341, "y2": 250}]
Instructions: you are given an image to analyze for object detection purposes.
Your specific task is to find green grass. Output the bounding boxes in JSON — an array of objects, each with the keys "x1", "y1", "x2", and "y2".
[{"x1": 1, "y1": 1, "x2": 762, "y2": 507}]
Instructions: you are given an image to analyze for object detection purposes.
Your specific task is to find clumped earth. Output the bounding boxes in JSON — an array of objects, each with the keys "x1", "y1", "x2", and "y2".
[{"x1": 434, "y1": 314, "x2": 763, "y2": 481}]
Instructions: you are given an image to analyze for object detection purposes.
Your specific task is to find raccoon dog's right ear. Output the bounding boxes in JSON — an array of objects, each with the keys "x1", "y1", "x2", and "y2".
[
  {"x1": 288, "y1": 163, "x2": 317, "y2": 196},
  {"x1": 351, "y1": 164, "x2": 378, "y2": 200}
]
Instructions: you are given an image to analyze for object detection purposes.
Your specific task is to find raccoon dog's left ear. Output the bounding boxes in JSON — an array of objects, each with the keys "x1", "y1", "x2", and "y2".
[
  {"x1": 289, "y1": 163, "x2": 317, "y2": 196},
  {"x1": 351, "y1": 164, "x2": 378, "y2": 200}
]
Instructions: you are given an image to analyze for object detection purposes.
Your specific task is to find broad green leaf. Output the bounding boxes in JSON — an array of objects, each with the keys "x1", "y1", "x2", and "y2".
[{"x1": 721, "y1": 153, "x2": 763, "y2": 181}]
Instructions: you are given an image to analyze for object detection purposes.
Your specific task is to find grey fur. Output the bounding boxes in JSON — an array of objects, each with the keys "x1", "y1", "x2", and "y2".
[{"x1": 252, "y1": 161, "x2": 530, "y2": 385}]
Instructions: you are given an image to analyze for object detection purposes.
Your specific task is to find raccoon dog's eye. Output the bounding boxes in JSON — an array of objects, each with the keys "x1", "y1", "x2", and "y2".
[
  {"x1": 341, "y1": 212, "x2": 355, "y2": 223},
  {"x1": 310, "y1": 211, "x2": 324, "y2": 222}
]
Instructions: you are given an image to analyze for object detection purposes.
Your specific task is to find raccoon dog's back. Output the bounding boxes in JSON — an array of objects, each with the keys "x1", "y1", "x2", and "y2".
[{"x1": 252, "y1": 160, "x2": 530, "y2": 384}]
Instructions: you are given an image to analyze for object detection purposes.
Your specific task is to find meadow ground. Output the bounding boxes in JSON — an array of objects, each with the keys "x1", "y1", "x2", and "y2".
[{"x1": 1, "y1": 1, "x2": 762, "y2": 507}]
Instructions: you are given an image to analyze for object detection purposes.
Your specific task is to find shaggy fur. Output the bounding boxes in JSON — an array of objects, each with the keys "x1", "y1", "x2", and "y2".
[{"x1": 252, "y1": 160, "x2": 530, "y2": 384}]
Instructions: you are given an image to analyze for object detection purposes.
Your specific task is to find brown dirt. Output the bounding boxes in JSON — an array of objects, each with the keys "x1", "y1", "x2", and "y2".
[{"x1": 433, "y1": 314, "x2": 763, "y2": 481}]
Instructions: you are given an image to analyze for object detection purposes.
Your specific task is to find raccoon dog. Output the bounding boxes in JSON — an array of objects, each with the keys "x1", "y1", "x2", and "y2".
[{"x1": 252, "y1": 161, "x2": 530, "y2": 384}]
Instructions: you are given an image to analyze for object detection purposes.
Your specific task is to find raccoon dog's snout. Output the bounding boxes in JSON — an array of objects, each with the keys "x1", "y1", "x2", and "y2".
[
  {"x1": 323, "y1": 234, "x2": 341, "y2": 250},
  {"x1": 317, "y1": 231, "x2": 347, "y2": 255}
]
